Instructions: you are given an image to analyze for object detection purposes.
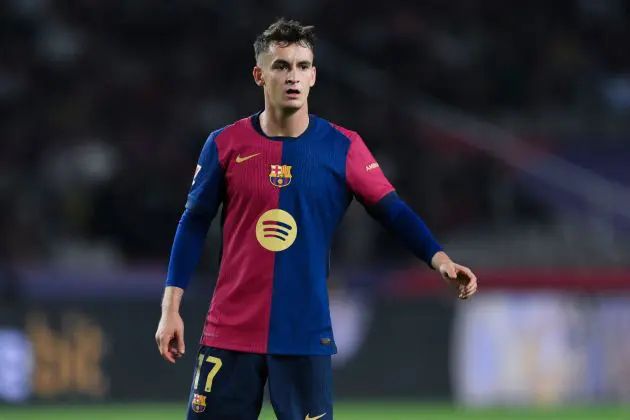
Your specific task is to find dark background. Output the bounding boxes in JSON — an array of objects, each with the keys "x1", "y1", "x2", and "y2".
[{"x1": 2, "y1": 0, "x2": 630, "y2": 409}]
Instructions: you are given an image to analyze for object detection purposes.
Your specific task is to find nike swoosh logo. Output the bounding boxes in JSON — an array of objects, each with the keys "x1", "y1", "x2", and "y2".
[
  {"x1": 235, "y1": 153, "x2": 260, "y2": 163},
  {"x1": 305, "y1": 414, "x2": 326, "y2": 420}
]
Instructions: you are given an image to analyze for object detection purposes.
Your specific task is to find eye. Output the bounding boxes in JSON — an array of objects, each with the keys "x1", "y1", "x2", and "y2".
[{"x1": 273, "y1": 62, "x2": 288, "y2": 70}]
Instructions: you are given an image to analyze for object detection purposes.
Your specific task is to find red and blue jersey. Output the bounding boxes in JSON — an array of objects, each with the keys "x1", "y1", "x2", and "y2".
[{"x1": 186, "y1": 113, "x2": 395, "y2": 355}]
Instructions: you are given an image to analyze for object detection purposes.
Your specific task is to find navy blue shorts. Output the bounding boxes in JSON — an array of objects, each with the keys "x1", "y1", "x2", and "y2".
[{"x1": 186, "y1": 346, "x2": 332, "y2": 420}]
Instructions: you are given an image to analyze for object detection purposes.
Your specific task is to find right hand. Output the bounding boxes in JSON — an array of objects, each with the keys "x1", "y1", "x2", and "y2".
[{"x1": 155, "y1": 311, "x2": 185, "y2": 364}]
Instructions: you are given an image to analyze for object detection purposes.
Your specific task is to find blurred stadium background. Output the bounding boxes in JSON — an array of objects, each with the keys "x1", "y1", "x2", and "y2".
[{"x1": 2, "y1": 0, "x2": 630, "y2": 419}]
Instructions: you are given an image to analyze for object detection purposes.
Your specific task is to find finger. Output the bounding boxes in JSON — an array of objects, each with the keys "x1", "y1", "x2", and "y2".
[
  {"x1": 457, "y1": 283, "x2": 466, "y2": 299},
  {"x1": 459, "y1": 266, "x2": 477, "y2": 282},
  {"x1": 168, "y1": 339, "x2": 181, "y2": 360},
  {"x1": 177, "y1": 330, "x2": 186, "y2": 356},
  {"x1": 463, "y1": 288, "x2": 476, "y2": 297},
  {"x1": 156, "y1": 332, "x2": 165, "y2": 353},
  {"x1": 456, "y1": 269, "x2": 476, "y2": 288},
  {"x1": 445, "y1": 265, "x2": 457, "y2": 280},
  {"x1": 466, "y1": 282, "x2": 477, "y2": 293},
  {"x1": 461, "y1": 284, "x2": 478, "y2": 299},
  {"x1": 160, "y1": 335, "x2": 176, "y2": 363}
]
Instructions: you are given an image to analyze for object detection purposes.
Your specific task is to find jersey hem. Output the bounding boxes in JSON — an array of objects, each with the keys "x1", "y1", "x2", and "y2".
[
  {"x1": 201, "y1": 337, "x2": 268, "y2": 354},
  {"x1": 200, "y1": 338, "x2": 338, "y2": 356}
]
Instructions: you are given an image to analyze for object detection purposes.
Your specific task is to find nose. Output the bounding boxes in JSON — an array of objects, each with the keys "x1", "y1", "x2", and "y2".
[{"x1": 286, "y1": 68, "x2": 297, "y2": 84}]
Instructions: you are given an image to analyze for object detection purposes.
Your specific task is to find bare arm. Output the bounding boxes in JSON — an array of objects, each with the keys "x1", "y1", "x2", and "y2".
[
  {"x1": 155, "y1": 286, "x2": 186, "y2": 363},
  {"x1": 341, "y1": 130, "x2": 479, "y2": 300},
  {"x1": 161, "y1": 285, "x2": 184, "y2": 313},
  {"x1": 431, "y1": 251, "x2": 478, "y2": 299},
  {"x1": 156, "y1": 131, "x2": 225, "y2": 363}
]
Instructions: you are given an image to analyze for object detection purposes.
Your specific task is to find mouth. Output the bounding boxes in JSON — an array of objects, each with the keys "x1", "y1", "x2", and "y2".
[{"x1": 285, "y1": 88, "x2": 301, "y2": 98}]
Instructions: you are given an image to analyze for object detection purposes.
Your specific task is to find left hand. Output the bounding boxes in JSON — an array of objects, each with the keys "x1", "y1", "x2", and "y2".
[{"x1": 437, "y1": 261, "x2": 478, "y2": 300}]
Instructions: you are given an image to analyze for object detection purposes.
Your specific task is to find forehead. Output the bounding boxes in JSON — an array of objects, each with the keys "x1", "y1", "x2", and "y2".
[{"x1": 264, "y1": 42, "x2": 313, "y2": 64}]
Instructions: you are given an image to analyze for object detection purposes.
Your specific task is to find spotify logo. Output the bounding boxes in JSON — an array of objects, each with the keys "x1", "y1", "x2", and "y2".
[{"x1": 256, "y1": 209, "x2": 297, "y2": 252}]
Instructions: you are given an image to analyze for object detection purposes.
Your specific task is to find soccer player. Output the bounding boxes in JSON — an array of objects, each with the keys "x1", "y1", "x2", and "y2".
[{"x1": 155, "y1": 18, "x2": 477, "y2": 420}]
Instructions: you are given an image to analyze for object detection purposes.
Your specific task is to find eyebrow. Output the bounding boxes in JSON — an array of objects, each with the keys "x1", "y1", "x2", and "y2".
[{"x1": 272, "y1": 59, "x2": 312, "y2": 67}]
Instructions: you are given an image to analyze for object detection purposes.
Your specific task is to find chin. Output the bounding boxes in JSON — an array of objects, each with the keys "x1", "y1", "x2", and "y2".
[{"x1": 280, "y1": 101, "x2": 304, "y2": 112}]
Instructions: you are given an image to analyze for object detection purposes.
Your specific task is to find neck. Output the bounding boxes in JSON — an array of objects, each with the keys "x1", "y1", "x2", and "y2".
[{"x1": 260, "y1": 105, "x2": 309, "y2": 138}]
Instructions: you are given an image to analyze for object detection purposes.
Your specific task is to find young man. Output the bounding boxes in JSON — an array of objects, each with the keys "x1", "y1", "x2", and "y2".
[{"x1": 155, "y1": 18, "x2": 477, "y2": 420}]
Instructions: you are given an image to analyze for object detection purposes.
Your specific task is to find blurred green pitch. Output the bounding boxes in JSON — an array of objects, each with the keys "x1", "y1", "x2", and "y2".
[{"x1": 3, "y1": 402, "x2": 629, "y2": 420}]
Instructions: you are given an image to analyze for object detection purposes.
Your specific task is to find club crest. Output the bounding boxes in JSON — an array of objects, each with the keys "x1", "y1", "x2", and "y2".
[
  {"x1": 269, "y1": 164, "x2": 292, "y2": 188},
  {"x1": 191, "y1": 393, "x2": 207, "y2": 413}
]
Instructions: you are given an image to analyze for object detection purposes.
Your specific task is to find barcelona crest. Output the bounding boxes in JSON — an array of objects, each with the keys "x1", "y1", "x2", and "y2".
[
  {"x1": 269, "y1": 164, "x2": 292, "y2": 188},
  {"x1": 192, "y1": 393, "x2": 207, "y2": 413}
]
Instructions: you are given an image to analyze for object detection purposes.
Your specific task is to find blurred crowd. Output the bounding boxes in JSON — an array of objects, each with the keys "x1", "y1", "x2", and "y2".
[{"x1": 1, "y1": 0, "x2": 629, "y2": 270}]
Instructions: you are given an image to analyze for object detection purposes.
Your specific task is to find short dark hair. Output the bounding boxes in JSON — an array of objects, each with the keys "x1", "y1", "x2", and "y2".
[{"x1": 254, "y1": 18, "x2": 316, "y2": 62}]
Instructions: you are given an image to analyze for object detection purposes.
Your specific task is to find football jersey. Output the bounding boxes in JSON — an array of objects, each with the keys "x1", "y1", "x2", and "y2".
[{"x1": 186, "y1": 112, "x2": 394, "y2": 355}]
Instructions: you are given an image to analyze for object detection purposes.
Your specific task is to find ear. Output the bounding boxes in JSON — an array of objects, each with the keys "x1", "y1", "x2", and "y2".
[
  {"x1": 253, "y1": 66, "x2": 264, "y2": 87},
  {"x1": 310, "y1": 65, "x2": 316, "y2": 88}
]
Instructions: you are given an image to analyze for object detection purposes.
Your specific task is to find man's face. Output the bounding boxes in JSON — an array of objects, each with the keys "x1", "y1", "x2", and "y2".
[{"x1": 253, "y1": 42, "x2": 316, "y2": 112}]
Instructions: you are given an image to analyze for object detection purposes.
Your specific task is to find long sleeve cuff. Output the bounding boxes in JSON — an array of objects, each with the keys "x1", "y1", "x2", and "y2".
[{"x1": 367, "y1": 192, "x2": 443, "y2": 266}]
